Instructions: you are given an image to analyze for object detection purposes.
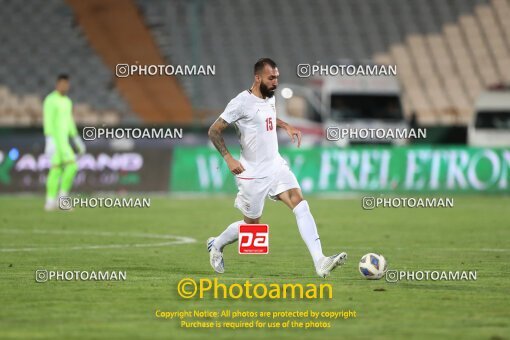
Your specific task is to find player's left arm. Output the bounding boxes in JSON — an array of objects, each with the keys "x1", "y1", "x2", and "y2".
[
  {"x1": 68, "y1": 102, "x2": 86, "y2": 155},
  {"x1": 276, "y1": 118, "x2": 302, "y2": 147}
]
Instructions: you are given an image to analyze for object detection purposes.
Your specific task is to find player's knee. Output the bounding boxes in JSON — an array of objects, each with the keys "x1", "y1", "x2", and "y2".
[
  {"x1": 49, "y1": 166, "x2": 63, "y2": 176},
  {"x1": 64, "y1": 162, "x2": 78, "y2": 173},
  {"x1": 244, "y1": 216, "x2": 260, "y2": 224}
]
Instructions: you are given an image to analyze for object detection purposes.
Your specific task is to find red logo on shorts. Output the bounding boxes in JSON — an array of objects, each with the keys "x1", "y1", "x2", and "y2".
[{"x1": 238, "y1": 224, "x2": 269, "y2": 254}]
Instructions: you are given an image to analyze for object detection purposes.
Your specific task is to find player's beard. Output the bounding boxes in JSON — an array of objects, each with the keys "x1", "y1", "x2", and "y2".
[{"x1": 260, "y1": 82, "x2": 276, "y2": 99}]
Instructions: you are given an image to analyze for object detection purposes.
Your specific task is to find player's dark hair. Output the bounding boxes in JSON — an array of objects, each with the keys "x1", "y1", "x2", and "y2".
[
  {"x1": 254, "y1": 58, "x2": 277, "y2": 75},
  {"x1": 57, "y1": 74, "x2": 69, "y2": 81}
]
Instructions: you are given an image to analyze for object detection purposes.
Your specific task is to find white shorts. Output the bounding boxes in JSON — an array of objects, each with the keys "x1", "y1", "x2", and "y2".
[{"x1": 234, "y1": 164, "x2": 300, "y2": 219}]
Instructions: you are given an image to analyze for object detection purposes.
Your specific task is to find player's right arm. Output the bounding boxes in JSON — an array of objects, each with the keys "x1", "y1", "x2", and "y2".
[
  {"x1": 43, "y1": 96, "x2": 55, "y2": 138},
  {"x1": 43, "y1": 95, "x2": 59, "y2": 157},
  {"x1": 66, "y1": 101, "x2": 86, "y2": 155},
  {"x1": 208, "y1": 117, "x2": 245, "y2": 175}
]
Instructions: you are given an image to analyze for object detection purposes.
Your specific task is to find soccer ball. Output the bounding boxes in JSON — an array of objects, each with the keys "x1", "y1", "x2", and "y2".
[{"x1": 359, "y1": 253, "x2": 388, "y2": 280}]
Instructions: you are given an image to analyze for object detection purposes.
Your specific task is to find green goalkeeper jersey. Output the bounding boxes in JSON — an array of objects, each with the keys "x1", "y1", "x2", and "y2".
[{"x1": 43, "y1": 90, "x2": 78, "y2": 145}]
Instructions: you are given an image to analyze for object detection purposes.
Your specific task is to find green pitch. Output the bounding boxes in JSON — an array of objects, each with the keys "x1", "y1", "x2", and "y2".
[{"x1": 0, "y1": 196, "x2": 509, "y2": 339}]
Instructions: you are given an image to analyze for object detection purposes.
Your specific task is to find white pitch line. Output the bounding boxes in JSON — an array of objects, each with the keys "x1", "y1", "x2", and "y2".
[{"x1": 0, "y1": 229, "x2": 196, "y2": 252}]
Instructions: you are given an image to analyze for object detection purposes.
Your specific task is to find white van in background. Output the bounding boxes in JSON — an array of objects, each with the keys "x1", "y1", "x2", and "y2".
[
  {"x1": 320, "y1": 72, "x2": 407, "y2": 146},
  {"x1": 275, "y1": 63, "x2": 407, "y2": 147},
  {"x1": 468, "y1": 91, "x2": 510, "y2": 146}
]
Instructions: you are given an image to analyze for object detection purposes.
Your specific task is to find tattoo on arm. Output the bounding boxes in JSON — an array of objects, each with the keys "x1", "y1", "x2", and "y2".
[
  {"x1": 276, "y1": 118, "x2": 289, "y2": 129},
  {"x1": 208, "y1": 118, "x2": 231, "y2": 158}
]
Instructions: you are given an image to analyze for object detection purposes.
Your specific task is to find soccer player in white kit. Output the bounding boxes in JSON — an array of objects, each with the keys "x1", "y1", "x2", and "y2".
[{"x1": 207, "y1": 58, "x2": 347, "y2": 278}]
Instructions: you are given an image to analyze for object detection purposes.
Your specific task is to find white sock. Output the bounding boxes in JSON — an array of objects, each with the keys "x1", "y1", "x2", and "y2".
[
  {"x1": 214, "y1": 220, "x2": 243, "y2": 251},
  {"x1": 293, "y1": 200, "x2": 324, "y2": 267}
]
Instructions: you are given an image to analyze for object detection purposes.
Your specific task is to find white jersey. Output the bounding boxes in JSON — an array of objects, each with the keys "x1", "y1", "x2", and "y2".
[{"x1": 220, "y1": 90, "x2": 285, "y2": 179}]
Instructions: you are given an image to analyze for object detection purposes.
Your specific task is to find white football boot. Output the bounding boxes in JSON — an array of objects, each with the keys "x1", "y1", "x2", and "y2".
[
  {"x1": 207, "y1": 237, "x2": 225, "y2": 274},
  {"x1": 44, "y1": 198, "x2": 58, "y2": 211},
  {"x1": 316, "y1": 252, "x2": 348, "y2": 278}
]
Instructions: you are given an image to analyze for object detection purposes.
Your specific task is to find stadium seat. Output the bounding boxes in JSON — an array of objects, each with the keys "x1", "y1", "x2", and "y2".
[
  {"x1": 2, "y1": 0, "x2": 507, "y2": 127},
  {"x1": 0, "y1": 0, "x2": 132, "y2": 126}
]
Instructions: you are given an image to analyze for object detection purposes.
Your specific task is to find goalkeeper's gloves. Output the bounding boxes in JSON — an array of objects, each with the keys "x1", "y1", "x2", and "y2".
[
  {"x1": 44, "y1": 136, "x2": 56, "y2": 158},
  {"x1": 72, "y1": 136, "x2": 86, "y2": 155}
]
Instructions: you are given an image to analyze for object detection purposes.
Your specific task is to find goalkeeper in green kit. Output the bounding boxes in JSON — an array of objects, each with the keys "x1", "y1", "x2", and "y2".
[{"x1": 43, "y1": 74, "x2": 86, "y2": 211}]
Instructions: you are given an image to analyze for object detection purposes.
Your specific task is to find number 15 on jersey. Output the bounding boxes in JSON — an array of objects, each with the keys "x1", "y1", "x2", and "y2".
[{"x1": 265, "y1": 117, "x2": 273, "y2": 131}]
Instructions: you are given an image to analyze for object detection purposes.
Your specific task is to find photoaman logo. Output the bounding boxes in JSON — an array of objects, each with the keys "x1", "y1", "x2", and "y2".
[
  {"x1": 177, "y1": 278, "x2": 333, "y2": 299},
  {"x1": 238, "y1": 224, "x2": 269, "y2": 254}
]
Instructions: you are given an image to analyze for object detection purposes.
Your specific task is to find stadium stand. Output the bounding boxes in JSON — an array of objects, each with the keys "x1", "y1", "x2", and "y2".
[
  {"x1": 66, "y1": 0, "x2": 194, "y2": 124},
  {"x1": 1, "y1": 0, "x2": 509, "y2": 126},
  {"x1": 137, "y1": 0, "x2": 510, "y2": 125},
  {"x1": 0, "y1": 0, "x2": 131, "y2": 126}
]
